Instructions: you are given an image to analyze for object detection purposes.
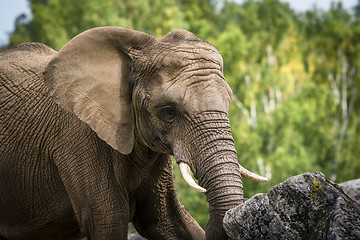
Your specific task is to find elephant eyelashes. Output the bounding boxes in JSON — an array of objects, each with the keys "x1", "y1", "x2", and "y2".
[{"x1": 158, "y1": 106, "x2": 178, "y2": 123}]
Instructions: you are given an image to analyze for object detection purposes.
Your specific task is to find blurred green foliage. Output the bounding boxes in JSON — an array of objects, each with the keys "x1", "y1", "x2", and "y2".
[{"x1": 4, "y1": 0, "x2": 360, "y2": 229}]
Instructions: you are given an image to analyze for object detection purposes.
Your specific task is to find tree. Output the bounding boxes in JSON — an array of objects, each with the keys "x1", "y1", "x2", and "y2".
[
  {"x1": 10, "y1": 0, "x2": 188, "y2": 50},
  {"x1": 299, "y1": 2, "x2": 360, "y2": 181}
]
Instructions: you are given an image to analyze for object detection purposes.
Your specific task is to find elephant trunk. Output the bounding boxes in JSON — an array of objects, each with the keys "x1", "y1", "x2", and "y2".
[
  {"x1": 198, "y1": 147, "x2": 243, "y2": 240},
  {"x1": 174, "y1": 112, "x2": 243, "y2": 240}
]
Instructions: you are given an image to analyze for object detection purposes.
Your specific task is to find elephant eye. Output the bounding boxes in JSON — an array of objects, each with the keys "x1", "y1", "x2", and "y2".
[{"x1": 159, "y1": 106, "x2": 177, "y2": 123}]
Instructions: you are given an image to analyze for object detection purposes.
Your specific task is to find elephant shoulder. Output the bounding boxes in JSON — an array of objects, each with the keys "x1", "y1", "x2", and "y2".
[
  {"x1": 0, "y1": 42, "x2": 57, "y2": 74},
  {"x1": 1, "y1": 42, "x2": 56, "y2": 56},
  {"x1": 0, "y1": 43, "x2": 57, "y2": 95}
]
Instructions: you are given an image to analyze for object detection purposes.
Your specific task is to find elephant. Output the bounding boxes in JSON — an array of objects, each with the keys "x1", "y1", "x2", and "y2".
[{"x1": 0, "y1": 27, "x2": 267, "y2": 240}]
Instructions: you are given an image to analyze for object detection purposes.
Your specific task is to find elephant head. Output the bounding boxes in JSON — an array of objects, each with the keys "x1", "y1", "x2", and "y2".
[{"x1": 44, "y1": 27, "x2": 267, "y2": 239}]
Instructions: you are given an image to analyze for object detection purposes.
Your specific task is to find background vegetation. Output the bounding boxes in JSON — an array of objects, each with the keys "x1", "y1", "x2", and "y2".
[{"x1": 3, "y1": 0, "x2": 360, "y2": 229}]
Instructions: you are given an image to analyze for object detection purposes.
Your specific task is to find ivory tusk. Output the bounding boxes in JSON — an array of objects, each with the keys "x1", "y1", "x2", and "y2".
[
  {"x1": 239, "y1": 164, "x2": 268, "y2": 183},
  {"x1": 179, "y1": 162, "x2": 206, "y2": 193}
]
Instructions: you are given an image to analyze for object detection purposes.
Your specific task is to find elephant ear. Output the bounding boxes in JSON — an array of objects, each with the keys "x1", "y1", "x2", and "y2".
[{"x1": 44, "y1": 27, "x2": 156, "y2": 155}]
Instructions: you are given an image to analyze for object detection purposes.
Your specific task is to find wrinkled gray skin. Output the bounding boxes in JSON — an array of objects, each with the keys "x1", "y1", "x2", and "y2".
[{"x1": 0, "y1": 27, "x2": 243, "y2": 240}]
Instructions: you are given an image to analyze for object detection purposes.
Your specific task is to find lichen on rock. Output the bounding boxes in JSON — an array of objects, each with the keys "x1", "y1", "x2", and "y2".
[{"x1": 224, "y1": 172, "x2": 360, "y2": 239}]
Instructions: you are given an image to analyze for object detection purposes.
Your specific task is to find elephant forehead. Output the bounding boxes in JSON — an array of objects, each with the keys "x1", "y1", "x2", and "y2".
[
  {"x1": 184, "y1": 87, "x2": 231, "y2": 113},
  {"x1": 145, "y1": 42, "x2": 231, "y2": 112},
  {"x1": 154, "y1": 73, "x2": 232, "y2": 114},
  {"x1": 156, "y1": 46, "x2": 226, "y2": 88},
  {"x1": 159, "y1": 44, "x2": 223, "y2": 71},
  {"x1": 184, "y1": 78, "x2": 232, "y2": 112}
]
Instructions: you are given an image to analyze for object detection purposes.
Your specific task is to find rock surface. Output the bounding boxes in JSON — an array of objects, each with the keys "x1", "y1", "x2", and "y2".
[
  {"x1": 224, "y1": 172, "x2": 360, "y2": 239},
  {"x1": 339, "y1": 178, "x2": 360, "y2": 206}
]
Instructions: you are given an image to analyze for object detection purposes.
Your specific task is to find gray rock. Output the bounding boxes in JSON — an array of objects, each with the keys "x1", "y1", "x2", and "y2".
[
  {"x1": 224, "y1": 172, "x2": 360, "y2": 240},
  {"x1": 339, "y1": 179, "x2": 360, "y2": 205}
]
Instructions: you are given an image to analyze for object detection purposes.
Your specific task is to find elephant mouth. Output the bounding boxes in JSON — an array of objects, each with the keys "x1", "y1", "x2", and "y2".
[{"x1": 178, "y1": 161, "x2": 268, "y2": 193}]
